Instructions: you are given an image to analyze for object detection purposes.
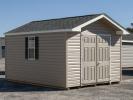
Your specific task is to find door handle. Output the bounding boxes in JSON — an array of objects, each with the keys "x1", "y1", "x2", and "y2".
[{"x1": 97, "y1": 62, "x2": 100, "y2": 66}]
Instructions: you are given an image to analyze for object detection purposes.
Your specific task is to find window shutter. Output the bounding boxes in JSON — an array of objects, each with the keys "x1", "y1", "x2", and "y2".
[
  {"x1": 35, "y1": 36, "x2": 39, "y2": 59},
  {"x1": 25, "y1": 37, "x2": 28, "y2": 59}
]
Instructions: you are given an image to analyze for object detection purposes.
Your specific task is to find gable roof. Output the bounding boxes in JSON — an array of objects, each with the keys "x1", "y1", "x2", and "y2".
[
  {"x1": 6, "y1": 14, "x2": 100, "y2": 34},
  {"x1": 5, "y1": 13, "x2": 130, "y2": 36}
]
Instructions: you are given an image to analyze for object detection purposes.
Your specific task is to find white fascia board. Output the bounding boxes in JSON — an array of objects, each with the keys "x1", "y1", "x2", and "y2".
[
  {"x1": 5, "y1": 29, "x2": 80, "y2": 36},
  {"x1": 103, "y1": 15, "x2": 129, "y2": 35},
  {"x1": 72, "y1": 15, "x2": 130, "y2": 35},
  {"x1": 122, "y1": 40, "x2": 133, "y2": 43}
]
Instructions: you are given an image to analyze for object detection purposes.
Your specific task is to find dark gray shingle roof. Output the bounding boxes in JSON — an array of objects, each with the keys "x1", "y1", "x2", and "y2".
[{"x1": 6, "y1": 14, "x2": 101, "y2": 33}]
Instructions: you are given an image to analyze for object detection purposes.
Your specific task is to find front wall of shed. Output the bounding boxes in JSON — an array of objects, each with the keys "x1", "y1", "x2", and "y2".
[
  {"x1": 6, "y1": 33, "x2": 67, "y2": 88},
  {"x1": 67, "y1": 21, "x2": 121, "y2": 87},
  {"x1": 83, "y1": 21, "x2": 121, "y2": 82},
  {"x1": 66, "y1": 33, "x2": 81, "y2": 87},
  {"x1": 122, "y1": 44, "x2": 133, "y2": 68}
]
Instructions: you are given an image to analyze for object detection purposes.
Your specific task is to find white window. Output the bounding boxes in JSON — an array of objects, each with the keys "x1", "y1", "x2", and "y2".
[
  {"x1": 25, "y1": 36, "x2": 39, "y2": 60},
  {"x1": 28, "y1": 36, "x2": 35, "y2": 60},
  {"x1": 2, "y1": 46, "x2": 5, "y2": 58}
]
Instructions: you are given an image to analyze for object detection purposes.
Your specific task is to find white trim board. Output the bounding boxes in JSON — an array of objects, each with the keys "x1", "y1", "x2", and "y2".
[
  {"x1": 122, "y1": 40, "x2": 133, "y2": 43},
  {"x1": 5, "y1": 14, "x2": 130, "y2": 36}
]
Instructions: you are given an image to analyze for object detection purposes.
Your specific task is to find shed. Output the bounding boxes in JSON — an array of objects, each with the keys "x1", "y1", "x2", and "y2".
[
  {"x1": 5, "y1": 14, "x2": 129, "y2": 88},
  {"x1": 0, "y1": 37, "x2": 5, "y2": 71},
  {"x1": 122, "y1": 34, "x2": 133, "y2": 68},
  {"x1": 0, "y1": 37, "x2": 5, "y2": 59}
]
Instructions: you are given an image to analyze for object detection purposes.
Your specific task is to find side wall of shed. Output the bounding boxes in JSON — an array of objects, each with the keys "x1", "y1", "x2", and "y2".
[
  {"x1": 6, "y1": 33, "x2": 67, "y2": 88},
  {"x1": 122, "y1": 43, "x2": 133, "y2": 68}
]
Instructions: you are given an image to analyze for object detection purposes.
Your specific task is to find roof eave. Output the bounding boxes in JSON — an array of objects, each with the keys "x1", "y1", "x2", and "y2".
[
  {"x1": 5, "y1": 29, "x2": 81, "y2": 36},
  {"x1": 5, "y1": 14, "x2": 129, "y2": 36}
]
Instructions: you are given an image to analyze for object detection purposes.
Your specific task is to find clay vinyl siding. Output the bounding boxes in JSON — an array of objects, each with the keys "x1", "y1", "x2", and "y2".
[
  {"x1": 122, "y1": 44, "x2": 133, "y2": 68},
  {"x1": 6, "y1": 33, "x2": 67, "y2": 88},
  {"x1": 110, "y1": 36, "x2": 121, "y2": 82},
  {"x1": 66, "y1": 33, "x2": 81, "y2": 87},
  {"x1": 82, "y1": 20, "x2": 121, "y2": 82}
]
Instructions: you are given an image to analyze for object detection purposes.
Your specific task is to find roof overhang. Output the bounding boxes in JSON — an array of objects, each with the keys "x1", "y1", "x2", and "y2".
[
  {"x1": 5, "y1": 29, "x2": 80, "y2": 36},
  {"x1": 72, "y1": 14, "x2": 129, "y2": 35},
  {"x1": 5, "y1": 14, "x2": 130, "y2": 36}
]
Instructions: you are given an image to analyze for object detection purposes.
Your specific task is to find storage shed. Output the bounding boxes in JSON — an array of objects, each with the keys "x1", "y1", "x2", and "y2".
[
  {"x1": 0, "y1": 37, "x2": 5, "y2": 59},
  {"x1": 5, "y1": 14, "x2": 129, "y2": 88},
  {"x1": 122, "y1": 34, "x2": 133, "y2": 68}
]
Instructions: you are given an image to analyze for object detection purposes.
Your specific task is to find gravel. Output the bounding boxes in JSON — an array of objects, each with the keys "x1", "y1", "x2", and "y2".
[
  {"x1": 0, "y1": 76, "x2": 131, "y2": 100},
  {"x1": 0, "y1": 61, "x2": 132, "y2": 100}
]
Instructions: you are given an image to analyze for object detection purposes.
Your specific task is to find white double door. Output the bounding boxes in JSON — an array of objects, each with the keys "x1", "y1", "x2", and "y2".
[{"x1": 81, "y1": 34, "x2": 111, "y2": 84}]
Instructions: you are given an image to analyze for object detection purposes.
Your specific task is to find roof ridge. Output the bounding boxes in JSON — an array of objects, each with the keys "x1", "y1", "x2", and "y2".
[{"x1": 31, "y1": 13, "x2": 102, "y2": 23}]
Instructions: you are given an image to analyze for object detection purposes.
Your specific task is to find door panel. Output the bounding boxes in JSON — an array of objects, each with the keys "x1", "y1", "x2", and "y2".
[
  {"x1": 81, "y1": 34, "x2": 110, "y2": 85},
  {"x1": 81, "y1": 35, "x2": 96, "y2": 84},
  {"x1": 97, "y1": 35, "x2": 110, "y2": 82}
]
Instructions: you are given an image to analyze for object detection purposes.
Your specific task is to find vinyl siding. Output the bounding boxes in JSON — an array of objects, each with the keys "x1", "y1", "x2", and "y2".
[
  {"x1": 82, "y1": 20, "x2": 121, "y2": 83},
  {"x1": 66, "y1": 33, "x2": 81, "y2": 87},
  {"x1": 110, "y1": 36, "x2": 121, "y2": 82},
  {"x1": 66, "y1": 20, "x2": 121, "y2": 87},
  {"x1": 122, "y1": 44, "x2": 133, "y2": 68},
  {"x1": 6, "y1": 33, "x2": 67, "y2": 88}
]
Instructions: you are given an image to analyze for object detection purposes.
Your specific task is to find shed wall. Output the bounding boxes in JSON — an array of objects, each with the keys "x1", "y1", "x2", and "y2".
[
  {"x1": 66, "y1": 33, "x2": 81, "y2": 87},
  {"x1": 122, "y1": 44, "x2": 133, "y2": 68},
  {"x1": 6, "y1": 33, "x2": 67, "y2": 88},
  {"x1": 110, "y1": 36, "x2": 121, "y2": 82},
  {"x1": 66, "y1": 20, "x2": 121, "y2": 87},
  {"x1": 82, "y1": 20, "x2": 121, "y2": 82}
]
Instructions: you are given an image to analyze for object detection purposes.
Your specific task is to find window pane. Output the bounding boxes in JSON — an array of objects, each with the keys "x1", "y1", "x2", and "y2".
[
  {"x1": 29, "y1": 48, "x2": 35, "y2": 59},
  {"x1": 2, "y1": 46, "x2": 5, "y2": 58},
  {"x1": 28, "y1": 37, "x2": 35, "y2": 48}
]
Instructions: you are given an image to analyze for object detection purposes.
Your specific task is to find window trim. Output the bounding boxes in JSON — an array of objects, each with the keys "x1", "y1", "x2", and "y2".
[{"x1": 27, "y1": 36, "x2": 35, "y2": 60}]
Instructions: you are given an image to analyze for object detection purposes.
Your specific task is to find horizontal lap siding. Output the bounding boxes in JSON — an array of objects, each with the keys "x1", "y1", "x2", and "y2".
[
  {"x1": 66, "y1": 33, "x2": 81, "y2": 87},
  {"x1": 83, "y1": 21, "x2": 121, "y2": 82},
  {"x1": 110, "y1": 36, "x2": 121, "y2": 82},
  {"x1": 6, "y1": 33, "x2": 67, "y2": 88},
  {"x1": 122, "y1": 45, "x2": 133, "y2": 68}
]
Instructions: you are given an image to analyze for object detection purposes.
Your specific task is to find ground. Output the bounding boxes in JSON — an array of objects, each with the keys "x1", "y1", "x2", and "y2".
[
  {"x1": 0, "y1": 76, "x2": 133, "y2": 100},
  {"x1": 0, "y1": 60, "x2": 133, "y2": 100}
]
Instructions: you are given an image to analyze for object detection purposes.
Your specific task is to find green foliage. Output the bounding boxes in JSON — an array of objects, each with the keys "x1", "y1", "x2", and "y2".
[
  {"x1": 127, "y1": 27, "x2": 133, "y2": 33},
  {"x1": 127, "y1": 23, "x2": 133, "y2": 33}
]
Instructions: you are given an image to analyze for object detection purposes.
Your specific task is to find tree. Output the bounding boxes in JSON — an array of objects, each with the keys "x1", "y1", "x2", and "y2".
[{"x1": 127, "y1": 23, "x2": 133, "y2": 33}]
